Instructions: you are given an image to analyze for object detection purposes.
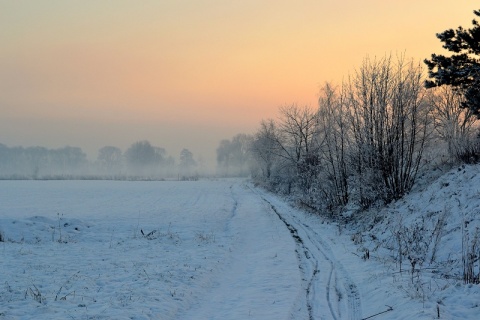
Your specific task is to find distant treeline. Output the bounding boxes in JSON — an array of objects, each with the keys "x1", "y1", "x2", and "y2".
[{"x1": 0, "y1": 141, "x2": 199, "y2": 180}]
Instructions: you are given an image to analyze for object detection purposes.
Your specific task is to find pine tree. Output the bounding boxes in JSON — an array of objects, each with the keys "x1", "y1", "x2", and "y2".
[{"x1": 424, "y1": 9, "x2": 480, "y2": 116}]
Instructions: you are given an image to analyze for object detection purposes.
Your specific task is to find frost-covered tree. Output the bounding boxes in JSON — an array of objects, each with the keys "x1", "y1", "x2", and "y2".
[
  {"x1": 424, "y1": 9, "x2": 480, "y2": 116},
  {"x1": 429, "y1": 86, "x2": 478, "y2": 162},
  {"x1": 250, "y1": 105, "x2": 319, "y2": 194},
  {"x1": 51, "y1": 146, "x2": 88, "y2": 175},
  {"x1": 154, "y1": 147, "x2": 174, "y2": 168},
  {"x1": 276, "y1": 104, "x2": 320, "y2": 194},
  {"x1": 125, "y1": 141, "x2": 158, "y2": 175},
  {"x1": 250, "y1": 120, "x2": 279, "y2": 180},
  {"x1": 124, "y1": 141, "x2": 175, "y2": 177},
  {"x1": 0, "y1": 145, "x2": 89, "y2": 178},
  {"x1": 179, "y1": 148, "x2": 196, "y2": 178},
  {"x1": 179, "y1": 148, "x2": 195, "y2": 167},
  {"x1": 249, "y1": 56, "x2": 433, "y2": 211},
  {"x1": 216, "y1": 139, "x2": 231, "y2": 175},
  {"x1": 97, "y1": 146, "x2": 123, "y2": 174},
  {"x1": 317, "y1": 83, "x2": 350, "y2": 208},
  {"x1": 216, "y1": 134, "x2": 252, "y2": 177},
  {"x1": 277, "y1": 104, "x2": 319, "y2": 165},
  {"x1": 347, "y1": 55, "x2": 431, "y2": 205},
  {"x1": 0, "y1": 144, "x2": 46, "y2": 178}
]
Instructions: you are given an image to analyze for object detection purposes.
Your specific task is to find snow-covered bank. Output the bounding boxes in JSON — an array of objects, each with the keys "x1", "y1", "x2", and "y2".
[
  {"x1": 256, "y1": 165, "x2": 480, "y2": 319},
  {"x1": 252, "y1": 164, "x2": 480, "y2": 319},
  {"x1": 351, "y1": 164, "x2": 480, "y2": 319}
]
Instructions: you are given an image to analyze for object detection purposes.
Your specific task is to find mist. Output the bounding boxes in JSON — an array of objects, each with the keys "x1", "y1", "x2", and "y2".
[
  {"x1": 0, "y1": 114, "x2": 257, "y2": 175},
  {"x1": 0, "y1": 140, "x2": 219, "y2": 180},
  {"x1": 2, "y1": 1, "x2": 474, "y2": 180}
]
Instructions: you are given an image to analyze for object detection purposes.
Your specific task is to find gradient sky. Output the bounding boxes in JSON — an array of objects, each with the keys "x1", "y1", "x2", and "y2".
[{"x1": 0, "y1": 1, "x2": 478, "y2": 168}]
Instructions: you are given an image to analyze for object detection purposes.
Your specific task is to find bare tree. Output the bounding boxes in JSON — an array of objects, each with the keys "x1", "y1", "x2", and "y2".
[
  {"x1": 250, "y1": 119, "x2": 280, "y2": 179},
  {"x1": 216, "y1": 134, "x2": 252, "y2": 177},
  {"x1": 274, "y1": 104, "x2": 320, "y2": 194},
  {"x1": 179, "y1": 148, "x2": 197, "y2": 178},
  {"x1": 250, "y1": 105, "x2": 319, "y2": 194},
  {"x1": 429, "y1": 86, "x2": 478, "y2": 162},
  {"x1": 346, "y1": 55, "x2": 432, "y2": 205},
  {"x1": 276, "y1": 104, "x2": 320, "y2": 165},
  {"x1": 125, "y1": 140, "x2": 160, "y2": 176},
  {"x1": 317, "y1": 82, "x2": 350, "y2": 208},
  {"x1": 97, "y1": 146, "x2": 123, "y2": 175},
  {"x1": 249, "y1": 56, "x2": 433, "y2": 211}
]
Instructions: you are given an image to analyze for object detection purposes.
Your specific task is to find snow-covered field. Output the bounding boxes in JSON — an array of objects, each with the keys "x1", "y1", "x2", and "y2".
[
  {"x1": 0, "y1": 173, "x2": 479, "y2": 319},
  {"x1": 0, "y1": 180, "x2": 301, "y2": 319}
]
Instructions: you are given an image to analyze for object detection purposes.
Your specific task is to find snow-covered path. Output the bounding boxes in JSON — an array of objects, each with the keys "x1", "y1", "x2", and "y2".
[
  {"x1": 253, "y1": 187, "x2": 363, "y2": 320},
  {"x1": 180, "y1": 183, "x2": 302, "y2": 319}
]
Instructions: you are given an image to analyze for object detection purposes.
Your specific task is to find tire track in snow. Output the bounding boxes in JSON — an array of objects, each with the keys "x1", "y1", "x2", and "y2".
[
  {"x1": 222, "y1": 184, "x2": 238, "y2": 235},
  {"x1": 182, "y1": 181, "x2": 302, "y2": 320},
  {"x1": 252, "y1": 187, "x2": 362, "y2": 320},
  {"x1": 266, "y1": 201, "x2": 335, "y2": 320},
  {"x1": 229, "y1": 184, "x2": 238, "y2": 220},
  {"x1": 296, "y1": 219, "x2": 362, "y2": 320}
]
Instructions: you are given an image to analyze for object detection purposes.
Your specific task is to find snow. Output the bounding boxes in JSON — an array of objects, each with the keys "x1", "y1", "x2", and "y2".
[
  {"x1": 1, "y1": 168, "x2": 480, "y2": 319},
  {"x1": 355, "y1": 164, "x2": 480, "y2": 319},
  {"x1": 0, "y1": 180, "x2": 300, "y2": 319}
]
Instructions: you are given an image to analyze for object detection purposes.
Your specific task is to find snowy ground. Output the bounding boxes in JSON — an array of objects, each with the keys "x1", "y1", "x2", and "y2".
[
  {"x1": 0, "y1": 173, "x2": 479, "y2": 319},
  {"x1": 354, "y1": 164, "x2": 480, "y2": 319},
  {"x1": 0, "y1": 180, "x2": 301, "y2": 319}
]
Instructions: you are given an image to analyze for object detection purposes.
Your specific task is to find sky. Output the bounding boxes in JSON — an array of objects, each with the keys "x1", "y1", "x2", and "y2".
[{"x1": 0, "y1": 1, "x2": 478, "y2": 168}]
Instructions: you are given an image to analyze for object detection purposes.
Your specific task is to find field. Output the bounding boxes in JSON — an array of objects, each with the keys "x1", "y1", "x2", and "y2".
[
  {"x1": 1, "y1": 176, "x2": 479, "y2": 319},
  {"x1": 0, "y1": 180, "x2": 301, "y2": 319}
]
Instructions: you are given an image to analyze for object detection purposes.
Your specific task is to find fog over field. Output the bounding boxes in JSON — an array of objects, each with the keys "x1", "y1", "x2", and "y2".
[
  {"x1": 3, "y1": 2, "x2": 480, "y2": 319},
  {"x1": 0, "y1": 141, "x2": 213, "y2": 179},
  {"x1": 0, "y1": 1, "x2": 476, "y2": 173}
]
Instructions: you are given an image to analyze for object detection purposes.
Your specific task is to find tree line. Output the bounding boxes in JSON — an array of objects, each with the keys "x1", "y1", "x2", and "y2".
[
  {"x1": 220, "y1": 55, "x2": 477, "y2": 214},
  {"x1": 0, "y1": 141, "x2": 198, "y2": 180},
  {"x1": 219, "y1": 8, "x2": 480, "y2": 214},
  {"x1": 245, "y1": 56, "x2": 433, "y2": 212}
]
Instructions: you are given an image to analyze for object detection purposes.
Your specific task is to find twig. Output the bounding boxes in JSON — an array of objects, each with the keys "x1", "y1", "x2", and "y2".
[
  {"x1": 143, "y1": 269, "x2": 150, "y2": 282},
  {"x1": 361, "y1": 305, "x2": 393, "y2": 320}
]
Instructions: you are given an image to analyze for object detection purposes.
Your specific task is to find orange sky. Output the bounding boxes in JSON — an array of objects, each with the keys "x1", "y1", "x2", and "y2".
[{"x1": 0, "y1": 1, "x2": 478, "y2": 168}]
